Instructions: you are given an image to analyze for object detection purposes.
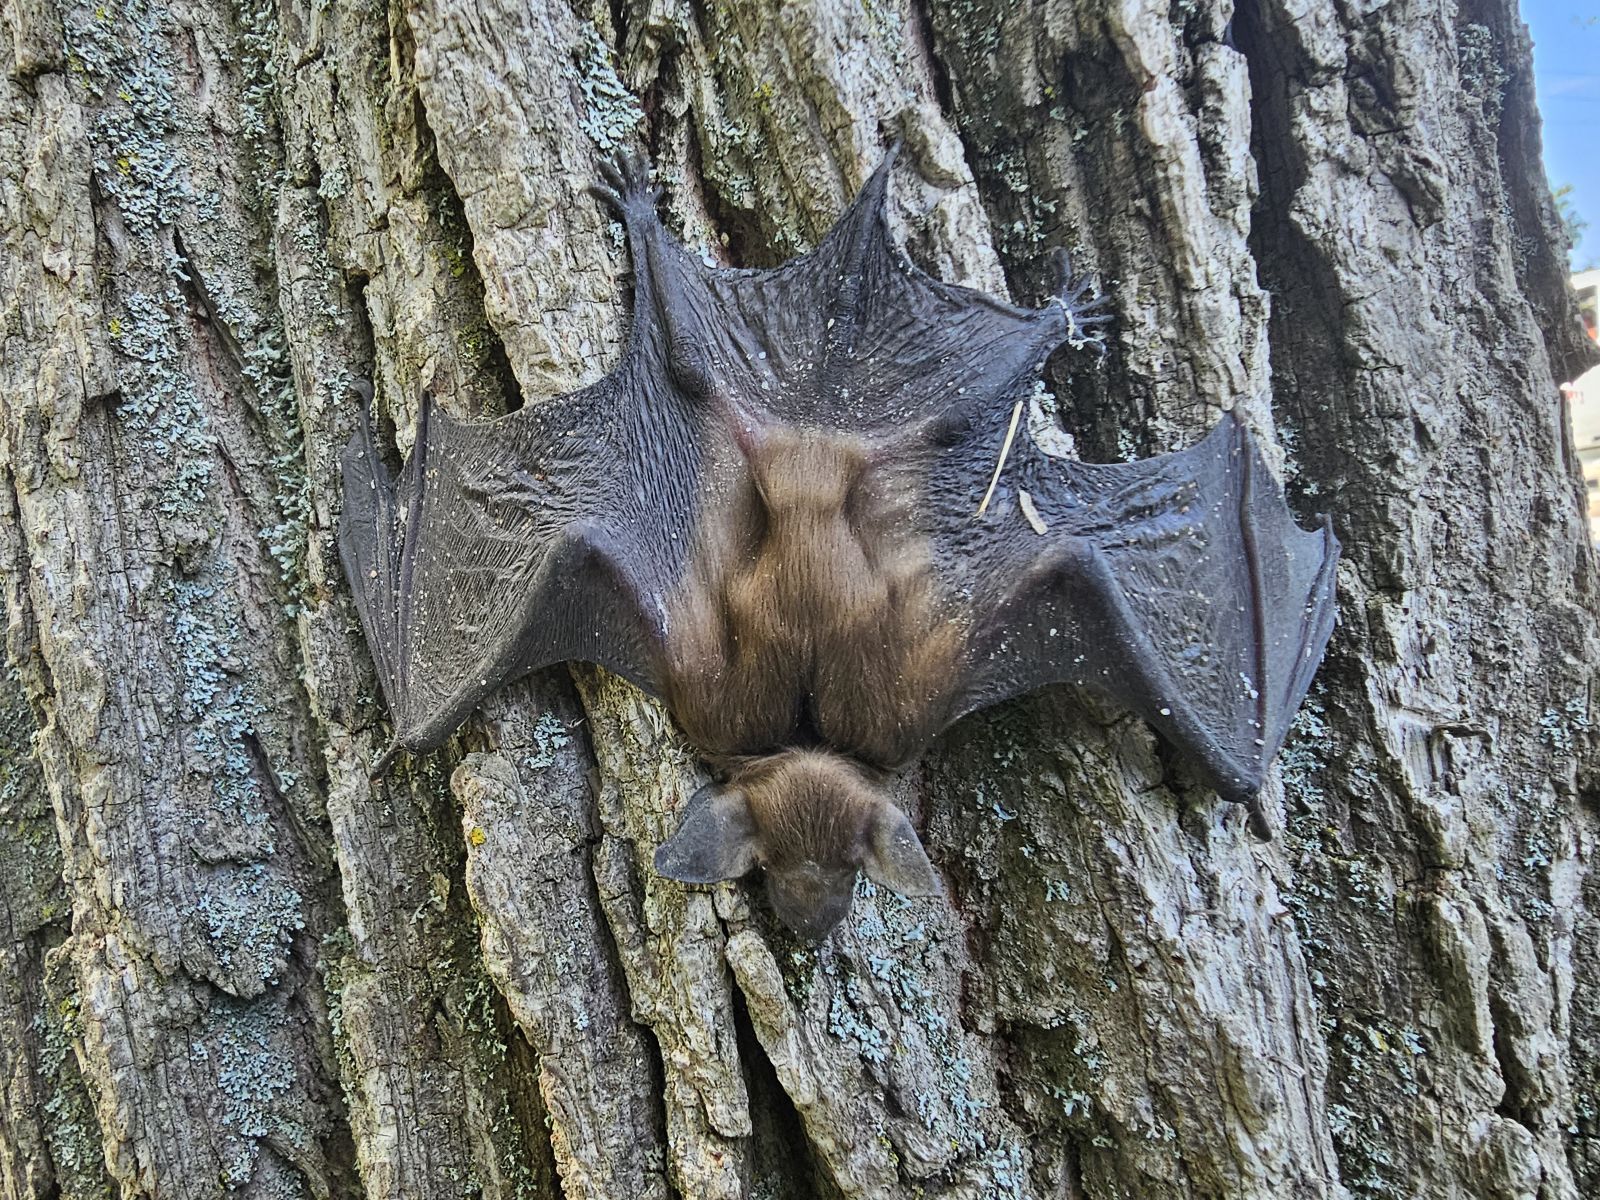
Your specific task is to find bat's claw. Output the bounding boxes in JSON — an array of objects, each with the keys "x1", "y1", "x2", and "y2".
[
  {"x1": 590, "y1": 148, "x2": 660, "y2": 220},
  {"x1": 1245, "y1": 795, "x2": 1276, "y2": 841},
  {"x1": 1048, "y1": 246, "x2": 1112, "y2": 354},
  {"x1": 368, "y1": 740, "x2": 402, "y2": 780},
  {"x1": 588, "y1": 180, "x2": 625, "y2": 216}
]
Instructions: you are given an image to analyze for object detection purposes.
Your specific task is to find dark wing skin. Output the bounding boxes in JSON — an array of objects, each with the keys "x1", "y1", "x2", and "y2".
[
  {"x1": 932, "y1": 412, "x2": 1340, "y2": 816},
  {"x1": 338, "y1": 364, "x2": 698, "y2": 772},
  {"x1": 642, "y1": 146, "x2": 1108, "y2": 438},
  {"x1": 338, "y1": 148, "x2": 1093, "y2": 773}
]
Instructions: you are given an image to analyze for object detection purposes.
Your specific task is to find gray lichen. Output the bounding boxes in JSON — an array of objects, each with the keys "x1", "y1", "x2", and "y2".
[
  {"x1": 1456, "y1": 24, "x2": 1510, "y2": 120},
  {"x1": 64, "y1": 1, "x2": 189, "y2": 236},
  {"x1": 572, "y1": 21, "x2": 644, "y2": 152},
  {"x1": 204, "y1": 1001, "x2": 300, "y2": 1188}
]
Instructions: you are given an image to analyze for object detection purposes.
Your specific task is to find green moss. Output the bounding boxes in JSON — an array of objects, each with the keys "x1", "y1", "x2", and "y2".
[{"x1": 39, "y1": 972, "x2": 113, "y2": 1199}]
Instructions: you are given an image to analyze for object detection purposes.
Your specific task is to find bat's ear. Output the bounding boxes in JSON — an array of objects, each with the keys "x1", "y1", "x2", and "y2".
[
  {"x1": 654, "y1": 784, "x2": 760, "y2": 884},
  {"x1": 860, "y1": 803, "x2": 940, "y2": 897}
]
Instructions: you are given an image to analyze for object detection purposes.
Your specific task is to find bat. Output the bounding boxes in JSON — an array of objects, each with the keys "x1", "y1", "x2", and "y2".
[{"x1": 338, "y1": 148, "x2": 1339, "y2": 939}]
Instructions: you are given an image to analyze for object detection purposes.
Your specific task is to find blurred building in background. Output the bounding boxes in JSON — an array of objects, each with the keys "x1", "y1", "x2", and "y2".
[
  {"x1": 1567, "y1": 269, "x2": 1600, "y2": 543},
  {"x1": 1578, "y1": 269, "x2": 1599, "y2": 345}
]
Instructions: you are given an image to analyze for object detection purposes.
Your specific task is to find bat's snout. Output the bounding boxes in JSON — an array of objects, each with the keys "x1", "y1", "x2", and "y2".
[{"x1": 765, "y1": 862, "x2": 858, "y2": 942}]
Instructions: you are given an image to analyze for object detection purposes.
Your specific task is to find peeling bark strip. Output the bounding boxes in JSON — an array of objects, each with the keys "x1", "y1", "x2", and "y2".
[{"x1": 0, "y1": 1, "x2": 1594, "y2": 1199}]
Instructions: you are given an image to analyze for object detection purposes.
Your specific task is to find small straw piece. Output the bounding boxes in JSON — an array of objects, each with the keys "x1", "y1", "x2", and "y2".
[
  {"x1": 976, "y1": 400, "x2": 1025, "y2": 517},
  {"x1": 1018, "y1": 488, "x2": 1049, "y2": 534}
]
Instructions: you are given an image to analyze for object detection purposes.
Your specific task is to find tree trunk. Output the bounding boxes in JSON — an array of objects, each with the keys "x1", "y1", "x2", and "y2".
[{"x1": 2, "y1": 0, "x2": 1596, "y2": 1197}]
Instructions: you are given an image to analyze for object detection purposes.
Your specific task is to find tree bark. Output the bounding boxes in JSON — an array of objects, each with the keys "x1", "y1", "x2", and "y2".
[{"x1": 1, "y1": 0, "x2": 1596, "y2": 1197}]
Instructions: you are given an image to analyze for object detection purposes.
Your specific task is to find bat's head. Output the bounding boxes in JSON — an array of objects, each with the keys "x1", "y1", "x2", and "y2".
[{"x1": 653, "y1": 749, "x2": 940, "y2": 940}]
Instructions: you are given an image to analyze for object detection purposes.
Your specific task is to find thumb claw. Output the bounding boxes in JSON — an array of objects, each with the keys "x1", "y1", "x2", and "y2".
[
  {"x1": 369, "y1": 741, "x2": 402, "y2": 780},
  {"x1": 1246, "y1": 795, "x2": 1276, "y2": 841},
  {"x1": 591, "y1": 149, "x2": 659, "y2": 220},
  {"x1": 1044, "y1": 245, "x2": 1112, "y2": 348}
]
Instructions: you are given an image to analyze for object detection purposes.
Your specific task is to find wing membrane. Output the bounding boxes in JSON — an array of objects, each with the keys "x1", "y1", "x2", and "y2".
[
  {"x1": 338, "y1": 371, "x2": 696, "y2": 769},
  {"x1": 941, "y1": 411, "x2": 1339, "y2": 806}
]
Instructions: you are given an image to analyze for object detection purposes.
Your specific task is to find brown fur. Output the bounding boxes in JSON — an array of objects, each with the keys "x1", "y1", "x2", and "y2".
[
  {"x1": 663, "y1": 426, "x2": 965, "y2": 770},
  {"x1": 722, "y1": 748, "x2": 882, "y2": 869}
]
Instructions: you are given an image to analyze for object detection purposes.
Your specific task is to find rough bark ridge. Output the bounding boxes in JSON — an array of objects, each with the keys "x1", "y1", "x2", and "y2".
[{"x1": 0, "y1": 0, "x2": 1594, "y2": 1197}]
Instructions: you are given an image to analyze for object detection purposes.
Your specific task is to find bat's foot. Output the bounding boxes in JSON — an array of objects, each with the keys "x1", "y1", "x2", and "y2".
[
  {"x1": 590, "y1": 148, "x2": 660, "y2": 220},
  {"x1": 1047, "y1": 247, "x2": 1113, "y2": 353}
]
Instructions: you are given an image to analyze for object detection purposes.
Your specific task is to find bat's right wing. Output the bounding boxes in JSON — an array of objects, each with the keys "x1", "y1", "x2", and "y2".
[
  {"x1": 338, "y1": 368, "x2": 697, "y2": 774},
  {"x1": 938, "y1": 412, "x2": 1339, "y2": 829}
]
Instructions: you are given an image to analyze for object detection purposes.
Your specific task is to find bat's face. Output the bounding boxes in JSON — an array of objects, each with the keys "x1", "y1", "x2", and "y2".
[
  {"x1": 764, "y1": 861, "x2": 860, "y2": 942},
  {"x1": 653, "y1": 749, "x2": 940, "y2": 940}
]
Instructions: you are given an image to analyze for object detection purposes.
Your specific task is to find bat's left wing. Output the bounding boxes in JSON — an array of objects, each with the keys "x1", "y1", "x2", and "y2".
[
  {"x1": 338, "y1": 156, "x2": 738, "y2": 775},
  {"x1": 936, "y1": 411, "x2": 1339, "y2": 825},
  {"x1": 338, "y1": 363, "x2": 699, "y2": 774}
]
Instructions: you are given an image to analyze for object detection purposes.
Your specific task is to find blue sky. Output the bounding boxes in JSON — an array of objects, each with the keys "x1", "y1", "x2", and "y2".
[{"x1": 1525, "y1": 1, "x2": 1599, "y2": 268}]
